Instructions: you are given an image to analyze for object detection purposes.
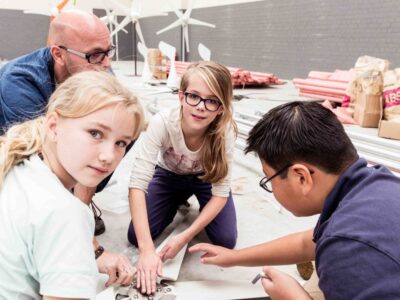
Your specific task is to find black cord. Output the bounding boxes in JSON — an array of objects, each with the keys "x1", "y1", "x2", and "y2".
[{"x1": 91, "y1": 200, "x2": 102, "y2": 219}]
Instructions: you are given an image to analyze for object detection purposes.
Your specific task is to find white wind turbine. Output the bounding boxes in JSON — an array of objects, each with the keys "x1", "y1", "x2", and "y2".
[
  {"x1": 107, "y1": 0, "x2": 167, "y2": 46},
  {"x1": 156, "y1": 0, "x2": 215, "y2": 61},
  {"x1": 100, "y1": 1, "x2": 127, "y2": 34},
  {"x1": 100, "y1": 0, "x2": 128, "y2": 61},
  {"x1": 107, "y1": 0, "x2": 167, "y2": 75}
]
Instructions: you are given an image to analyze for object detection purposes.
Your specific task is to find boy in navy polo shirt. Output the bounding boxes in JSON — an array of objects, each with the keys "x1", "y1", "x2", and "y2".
[{"x1": 190, "y1": 101, "x2": 400, "y2": 299}]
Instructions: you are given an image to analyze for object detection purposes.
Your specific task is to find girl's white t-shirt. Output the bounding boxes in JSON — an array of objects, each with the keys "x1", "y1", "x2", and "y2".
[{"x1": 0, "y1": 154, "x2": 98, "y2": 299}]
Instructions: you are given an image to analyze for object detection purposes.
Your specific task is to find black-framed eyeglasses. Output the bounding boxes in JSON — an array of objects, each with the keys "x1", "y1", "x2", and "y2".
[
  {"x1": 58, "y1": 45, "x2": 116, "y2": 64},
  {"x1": 259, "y1": 164, "x2": 315, "y2": 193},
  {"x1": 259, "y1": 164, "x2": 292, "y2": 193},
  {"x1": 184, "y1": 92, "x2": 222, "y2": 112}
]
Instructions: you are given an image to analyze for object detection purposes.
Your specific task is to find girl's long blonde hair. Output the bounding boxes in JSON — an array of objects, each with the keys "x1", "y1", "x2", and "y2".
[
  {"x1": 180, "y1": 61, "x2": 237, "y2": 183},
  {"x1": 0, "y1": 70, "x2": 144, "y2": 189}
]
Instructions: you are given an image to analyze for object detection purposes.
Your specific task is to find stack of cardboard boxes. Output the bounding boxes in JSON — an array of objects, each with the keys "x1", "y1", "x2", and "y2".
[{"x1": 347, "y1": 56, "x2": 400, "y2": 140}]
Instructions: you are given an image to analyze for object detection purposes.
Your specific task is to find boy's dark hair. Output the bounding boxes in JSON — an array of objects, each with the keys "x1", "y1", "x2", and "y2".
[{"x1": 245, "y1": 101, "x2": 358, "y2": 176}]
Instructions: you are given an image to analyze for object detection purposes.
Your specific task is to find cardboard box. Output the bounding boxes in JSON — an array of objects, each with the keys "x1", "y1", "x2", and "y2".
[
  {"x1": 378, "y1": 96, "x2": 400, "y2": 140},
  {"x1": 354, "y1": 92, "x2": 382, "y2": 127},
  {"x1": 378, "y1": 120, "x2": 400, "y2": 140}
]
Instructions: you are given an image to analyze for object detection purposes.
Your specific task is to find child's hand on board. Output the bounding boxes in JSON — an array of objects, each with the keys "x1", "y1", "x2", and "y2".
[
  {"x1": 189, "y1": 243, "x2": 236, "y2": 268},
  {"x1": 136, "y1": 250, "x2": 162, "y2": 295},
  {"x1": 159, "y1": 232, "x2": 189, "y2": 261}
]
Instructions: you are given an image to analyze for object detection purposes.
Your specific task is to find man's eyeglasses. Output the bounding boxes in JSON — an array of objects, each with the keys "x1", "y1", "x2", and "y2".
[
  {"x1": 184, "y1": 92, "x2": 222, "y2": 112},
  {"x1": 58, "y1": 45, "x2": 116, "y2": 64}
]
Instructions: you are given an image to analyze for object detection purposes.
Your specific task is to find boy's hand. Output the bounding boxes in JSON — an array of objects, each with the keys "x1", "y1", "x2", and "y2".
[
  {"x1": 189, "y1": 243, "x2": 236, "y2": 268},
  {"x1": 260, "y1": 266, "x2": 312, "y2": 300}
]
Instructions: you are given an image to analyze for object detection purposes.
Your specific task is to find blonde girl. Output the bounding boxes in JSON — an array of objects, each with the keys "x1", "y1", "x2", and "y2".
[
  {"x1": 128, "y1": 61, "x2": 238, "y2": 294},
  {"x1": 0, "y1": 71, "x2": 144, "y2": 299}
]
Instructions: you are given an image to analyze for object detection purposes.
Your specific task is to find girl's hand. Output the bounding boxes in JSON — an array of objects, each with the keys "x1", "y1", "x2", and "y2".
[
  {"x1": 260, "y1": 266, "x2": 312, "y2": 300},
  {"x1": 159, "y1": 232, "x2": 189, "y2": 261},
  {"x1": 136, "y1": 250, "x2": 162, "y2": 295},
  {"x1": 96, "y1": 251, "x2": 136, "y2": 287}
]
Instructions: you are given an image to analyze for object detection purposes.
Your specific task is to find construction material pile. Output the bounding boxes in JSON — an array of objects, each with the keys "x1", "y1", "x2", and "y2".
[
  {"x1": 228, "y1": 67, "x2": 284, "y2": 87},
  {"x1": 293, "y1": 70, "x2": 353, "y2": 103},
  {"x1": 167, "y1": 61, "x2": 284, "y2": 87}
]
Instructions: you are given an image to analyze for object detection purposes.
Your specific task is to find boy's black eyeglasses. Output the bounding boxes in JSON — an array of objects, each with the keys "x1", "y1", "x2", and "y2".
[
  {"x1": 184, "y1": 92, "x2": 222, "y2": 112},
  {"x1": 58, "y1": 45, "x2": 116, "y2": 64},
  {"x1": 259, "y1": 164, "x2": 292, "y2": 193},
  {"x1": 259, "y1": 164, "x2": 315, "y2": 193}
]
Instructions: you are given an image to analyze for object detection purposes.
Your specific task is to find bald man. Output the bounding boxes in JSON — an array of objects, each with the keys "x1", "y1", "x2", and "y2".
[
  {"x1": 0, "y1": 10, "x2": 136, "y2": 289},
  {"x1": 0, "y1": 10, "x2": 114, "y2": 132}
]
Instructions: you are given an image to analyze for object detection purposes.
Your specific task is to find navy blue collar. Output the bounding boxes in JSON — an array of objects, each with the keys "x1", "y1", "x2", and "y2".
[{"x1": 313, "y1": 158, "x2": 366, "y2": 242}]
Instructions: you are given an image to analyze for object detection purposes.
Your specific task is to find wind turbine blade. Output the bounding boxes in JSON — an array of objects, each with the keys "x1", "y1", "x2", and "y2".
[
  {"x1": 111, "y1": 16, "x2": 131, "y2": 36},
  {"x1": 137, "y1": 42, "x2": 147, "y2": 58},
  {"x1": 107, "y1": 0, "x2": 130, "y2": 16},
  {"x1": 184, "y1": 25, "x2": 190, "y2": 52},
  {"x1": 198, "y1": 43, "x2": 211, "y2": 61},
  {"x1": 135, "y1": 21, "x2": 145, "y2": 45},
  {"x1": 174, "y1": 9, "x2": 183, "y2": 18},
  {"x1": 100, "y1": 15, "x2": 109, "y2": 23},
  {"x1": 111, "y1": 19, "x2": 128, "y2": 33},
  {"x1": 184, "y1": 7, "x2": 193, "y2": 18},
  {"x1": 158, "y1": 41, "x2": 176, "y2": 60},
  {"x1": 137, "y1": 42, "x2": 152, "y2": 83},
  {"x1": 157, "y1": 19, "x2": 182, "y2": 35},
  {"x1": 187, "y1": 18, "x2": 215, "y2": 28}
]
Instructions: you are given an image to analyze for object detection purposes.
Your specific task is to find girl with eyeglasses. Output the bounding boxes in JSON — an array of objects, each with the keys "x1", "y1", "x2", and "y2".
[
  {"x1": 0, "y1": 71, "x2": 144, "y2": 299},
  {"x1": 128, "y1": 61, "x2": 238, "y2": 295}
]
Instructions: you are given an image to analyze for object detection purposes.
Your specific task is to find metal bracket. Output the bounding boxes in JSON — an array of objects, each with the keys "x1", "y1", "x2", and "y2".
[{"x1": 115, "y1": 281, "x2": 176, "y2": 300}]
